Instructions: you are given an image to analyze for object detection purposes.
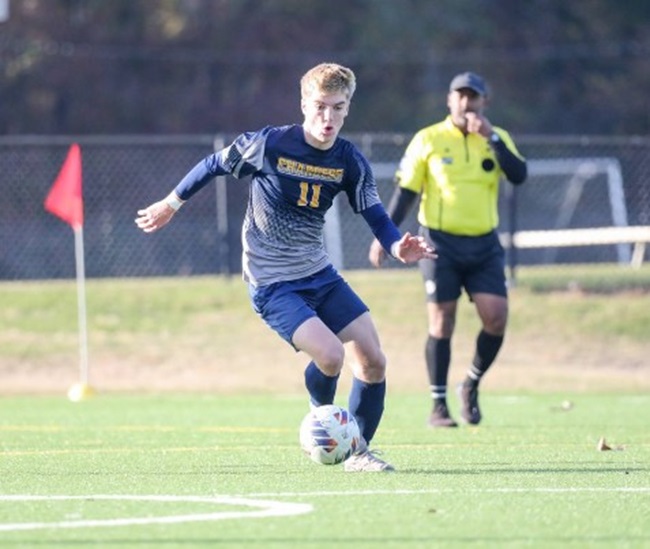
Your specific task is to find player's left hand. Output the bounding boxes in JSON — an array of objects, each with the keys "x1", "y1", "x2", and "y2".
[{"x1": 392, "y1": 232, "x2": 436, "y2": 264}]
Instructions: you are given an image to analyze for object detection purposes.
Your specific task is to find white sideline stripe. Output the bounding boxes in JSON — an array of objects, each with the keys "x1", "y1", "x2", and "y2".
[
  {"x1": 239, "y1": 487, "x2": 650, "y2": 498},
  {"x1": 0, "y1": 495, "x2": 312, "y2": 532}
]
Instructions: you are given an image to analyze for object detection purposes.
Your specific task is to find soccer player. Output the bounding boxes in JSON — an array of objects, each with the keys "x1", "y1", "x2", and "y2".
[
  {"x1": 135, "y1": 63, "x2": 435, "y2": 471},
  {"x1": 368, "y1": 72, "x2": 527, "y2": 428}
]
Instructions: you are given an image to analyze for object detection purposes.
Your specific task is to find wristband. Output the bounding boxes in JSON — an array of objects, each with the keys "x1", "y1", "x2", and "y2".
[
  {"x1": 165, "y1": 192, "x2": 185, "y2": 211},
  {"x1": 390, "y1": 240, "x2": 400, "y2": 259}
]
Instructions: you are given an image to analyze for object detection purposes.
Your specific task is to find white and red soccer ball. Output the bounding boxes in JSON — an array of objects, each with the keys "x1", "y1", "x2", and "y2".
[{"x1": 299, "y1": 404, "x2": 361, "y2": 465}]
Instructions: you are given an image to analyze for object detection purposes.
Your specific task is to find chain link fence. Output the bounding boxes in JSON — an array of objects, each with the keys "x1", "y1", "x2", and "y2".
[{"x1": 1, "y1": 133, "x2": 649, "y2": 280}]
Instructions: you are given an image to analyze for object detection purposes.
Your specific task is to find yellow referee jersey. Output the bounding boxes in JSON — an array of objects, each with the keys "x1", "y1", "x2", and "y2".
[{"x1": 396, "y1": 116, "x2": 525, "y2": 236}]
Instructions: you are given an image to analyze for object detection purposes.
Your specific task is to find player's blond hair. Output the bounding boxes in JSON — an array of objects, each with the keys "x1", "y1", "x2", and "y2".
[{"x1": 300, "y1": 63, "x2": 357, "y2": 100}]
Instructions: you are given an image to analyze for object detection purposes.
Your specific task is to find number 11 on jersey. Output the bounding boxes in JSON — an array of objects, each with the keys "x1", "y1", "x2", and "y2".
[{"x1": 297, "y1": 182, "x2": 322, "y2": 208}]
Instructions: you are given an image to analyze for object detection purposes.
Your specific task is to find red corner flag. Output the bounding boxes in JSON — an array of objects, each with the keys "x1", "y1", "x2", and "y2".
[{"x1": 45, "y1": 143, "x2": 83, "y2": 229}]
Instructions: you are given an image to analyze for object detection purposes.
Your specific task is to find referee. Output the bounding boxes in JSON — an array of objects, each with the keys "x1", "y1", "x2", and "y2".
[{"x1": 369, "y1": 71, "x2": 527, "y2": 427}]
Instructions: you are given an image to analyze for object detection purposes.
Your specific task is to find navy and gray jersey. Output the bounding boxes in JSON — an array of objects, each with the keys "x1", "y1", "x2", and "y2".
[{"x1": 174, "y1": 124, "x2": 400, "y2": 287}]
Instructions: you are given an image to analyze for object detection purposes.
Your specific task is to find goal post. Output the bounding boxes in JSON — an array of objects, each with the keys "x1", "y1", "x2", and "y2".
[
  {"x1": 521, "y1": 157, "x2": 631, "y2": 264},
  {"x1": 322, "y1": 158, "x2": 647, "y2": 271}
]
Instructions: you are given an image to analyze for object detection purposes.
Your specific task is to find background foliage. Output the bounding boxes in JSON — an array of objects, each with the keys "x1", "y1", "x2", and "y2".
[{"x1": 1, "y1": 0, "x2": 649, "y2": 136}]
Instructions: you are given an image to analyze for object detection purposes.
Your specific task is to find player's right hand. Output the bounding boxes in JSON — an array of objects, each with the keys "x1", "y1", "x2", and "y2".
[{"x1": 135, "y1": 200, "x2": 175, "y2": 233}]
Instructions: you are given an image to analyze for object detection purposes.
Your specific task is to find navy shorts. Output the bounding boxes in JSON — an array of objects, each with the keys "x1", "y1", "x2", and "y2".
[
  {"x1": 248, "y1": 265, "x2": 369, "y2": 348},
  {"x1": 418, "y1": 227, "x2": 507, "y2": 303}
]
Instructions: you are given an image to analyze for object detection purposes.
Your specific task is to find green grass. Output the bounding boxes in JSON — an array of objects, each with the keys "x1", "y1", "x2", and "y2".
[
  {"x1": 513, "y1": 263, "x2": 650, "y2": 293},
  {"x1": 0, "y1": 393, "x2": 648, "y2": 548},
  {"x1": 1, "y1": 265, "x2": 649, "y2": 395},
  {"x1": 1, "y1": 265, "x2": 649, "y2": 544},
  {"x1": 2, "y1": 264, "x2": 649, "y2": 339}
]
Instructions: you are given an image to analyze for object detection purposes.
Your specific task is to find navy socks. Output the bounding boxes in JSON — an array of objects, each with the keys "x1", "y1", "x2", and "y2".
[
  {"x1": 305, "y1": 362, "x2": 386, "y2": 445},
  {"x1": 348, "y1": 377, "x2": 386, "y2": 445},
  {"x1": 304, "y1": 361, "x2": 339, "y2": 407}
]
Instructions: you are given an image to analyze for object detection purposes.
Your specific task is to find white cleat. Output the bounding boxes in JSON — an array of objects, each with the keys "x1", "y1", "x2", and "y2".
[{"x1": 344, "y1": 448, "x2": 395, "y2": 472}]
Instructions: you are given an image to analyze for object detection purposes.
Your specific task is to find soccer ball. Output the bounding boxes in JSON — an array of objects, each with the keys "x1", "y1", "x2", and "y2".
[{"x1": 299, "y1": 404, "x2": 361, "y2": 465}]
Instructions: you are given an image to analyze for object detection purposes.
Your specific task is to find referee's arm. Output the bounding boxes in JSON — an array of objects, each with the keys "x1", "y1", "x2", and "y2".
[
  {"x1": 385, "y1": 186, "x2": 420, "y2": 226},
  {"x1": 490, "y1": 136, "x2": 527, "y2": 185}
]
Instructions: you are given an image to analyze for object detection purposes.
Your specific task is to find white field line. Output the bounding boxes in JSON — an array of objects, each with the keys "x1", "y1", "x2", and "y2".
[
  {"x1": 0, "y1": 495, "x2": 312, "y2": 532},
  {"x1": 2, "y1": 487, "x2": 649, "y2": 532},
  {"x1": 238, "y1": 487, "x2": 650, "y2": 497}
]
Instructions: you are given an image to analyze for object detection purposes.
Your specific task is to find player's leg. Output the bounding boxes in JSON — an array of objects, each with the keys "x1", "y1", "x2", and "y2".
[
  {"x1": 337, "y1": 312, "x2": 394, "y2": 471},
  {"x1": 248, "y1": 275, "x2": 345, "y2": 408},
  {"x1": 315, "y1": 277, "x2": 393, "y2": 471},
  {"x1": 337, "y1": 311, "x2": 387, "y2": 442},
  {"x1": 298, "y1": 266, "x2": 375, "y2": 407},
  {"x1": 316, "y1": 277, "x2": 386, "y2": 444},
  {"x1": 293, "y1": 317, "x2": 345, "y2": 407}
]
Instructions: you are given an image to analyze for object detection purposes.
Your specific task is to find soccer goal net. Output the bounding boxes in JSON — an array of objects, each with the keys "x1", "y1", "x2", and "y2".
[
  {"x1": 324, "y1": 157, "x2": 649, "y2": 270},
  {"x1": 502, "y1": 157, "x2": 643, "y2": 265}
]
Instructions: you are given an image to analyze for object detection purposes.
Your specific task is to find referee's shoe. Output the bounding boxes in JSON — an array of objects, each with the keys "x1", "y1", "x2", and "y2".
[
  {"x1": 428, "y1": 401, "x2": 458, "y2": 428},
  {"x1": 458, "y1": 381, "x2": 482, "y2": 425}
]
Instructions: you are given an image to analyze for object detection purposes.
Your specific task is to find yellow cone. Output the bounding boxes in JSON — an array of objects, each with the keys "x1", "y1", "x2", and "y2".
[{"x1": 67, "y1": 383, "x2": 95, "y2": 402}]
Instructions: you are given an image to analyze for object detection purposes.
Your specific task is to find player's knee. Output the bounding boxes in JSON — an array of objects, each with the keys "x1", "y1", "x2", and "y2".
[
  {"x1": 353, "y1": 349, "x2": 387, "y2": 383},
  {"x1": 315, "y1": 344, "x2": 346, "y2": 376}
]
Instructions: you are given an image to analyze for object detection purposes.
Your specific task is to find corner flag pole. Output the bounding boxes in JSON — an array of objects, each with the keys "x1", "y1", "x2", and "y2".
[
  {"x1": 44, "y1": 143, "x2": 94, "y2": 401},
  {"x1": 74, "y1": 225, "x2": 90, "y2": 388}
]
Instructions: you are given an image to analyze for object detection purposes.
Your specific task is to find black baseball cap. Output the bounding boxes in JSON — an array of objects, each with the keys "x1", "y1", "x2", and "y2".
[{"x1": 449, "y1": 72, "x2": 488, "y2": 96}]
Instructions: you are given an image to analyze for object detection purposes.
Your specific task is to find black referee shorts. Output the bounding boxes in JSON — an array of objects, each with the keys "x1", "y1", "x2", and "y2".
[{"x1": 418, "y1": 227, "x2": 507, "y2": 303}]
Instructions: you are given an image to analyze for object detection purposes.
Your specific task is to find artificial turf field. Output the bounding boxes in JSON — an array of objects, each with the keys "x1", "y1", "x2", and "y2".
[{"x1": 0, "y1": 392, "x2": 647, "y2": 548}]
